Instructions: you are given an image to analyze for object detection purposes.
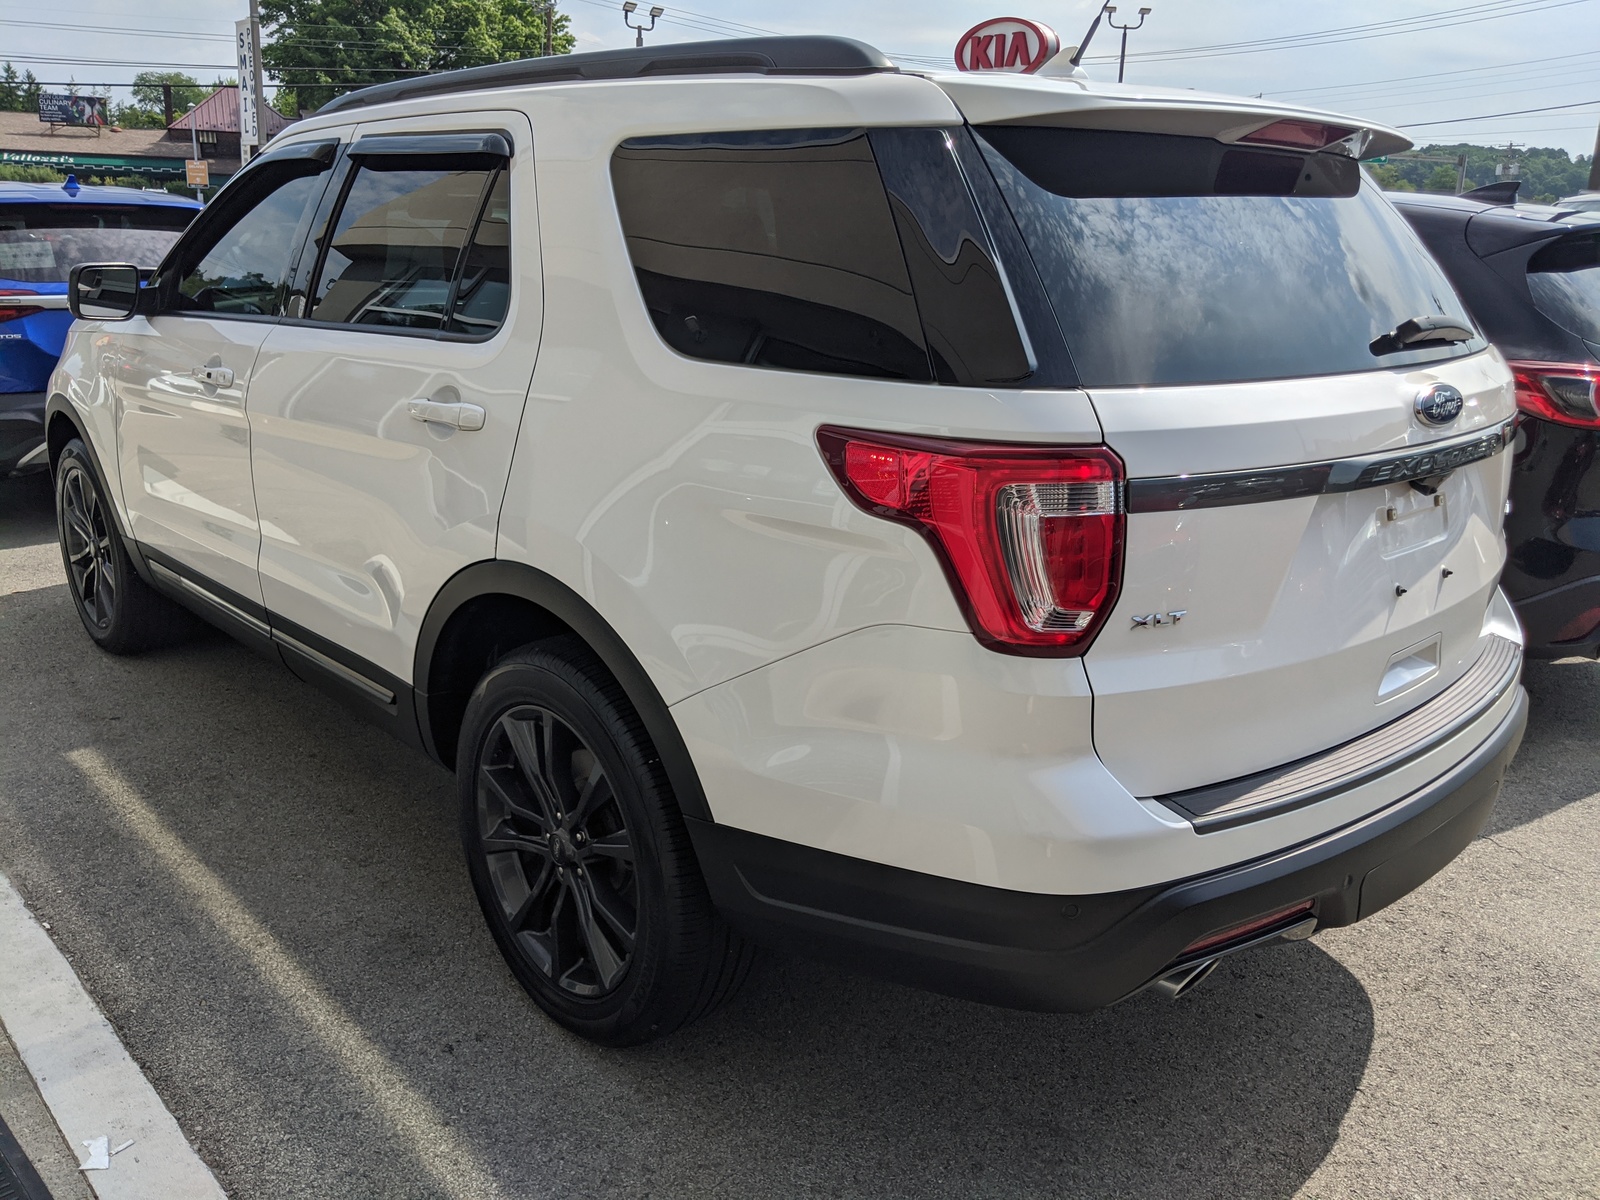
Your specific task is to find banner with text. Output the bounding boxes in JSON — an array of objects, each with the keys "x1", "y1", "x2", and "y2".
[{"x1": 237, "y1": 18, "x2": 260, "y2": 159}]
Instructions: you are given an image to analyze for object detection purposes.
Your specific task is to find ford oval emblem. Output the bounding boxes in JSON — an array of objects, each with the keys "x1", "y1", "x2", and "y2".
[{"x1": 1414, "y1": 383, "x2": 1465, "y2": 427}]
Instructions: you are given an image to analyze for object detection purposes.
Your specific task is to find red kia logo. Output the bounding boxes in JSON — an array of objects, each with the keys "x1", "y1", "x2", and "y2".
[{"x1": 954, "y1": 17, "x2": 1061, "y2": 74}]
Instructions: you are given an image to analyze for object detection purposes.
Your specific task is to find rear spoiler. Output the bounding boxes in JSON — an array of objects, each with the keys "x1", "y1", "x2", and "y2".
[{"x1": 933, "y1": 75, "x2": 1412, "y2": 159}]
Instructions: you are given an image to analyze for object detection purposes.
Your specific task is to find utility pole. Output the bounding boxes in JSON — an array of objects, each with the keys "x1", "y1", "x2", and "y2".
[
  {"x1": 1496, "y1": 142, "x2": 1522, "y2": 184},
  {"x1": 537, "y1": 0, "x2": 555, "y2": 56},
  {"x1": 622, "y1": 2, "x2": 663, "y2": 47},
  {"x1": 1104, "y1": 6, "x2": 1151, "y2": 83}
]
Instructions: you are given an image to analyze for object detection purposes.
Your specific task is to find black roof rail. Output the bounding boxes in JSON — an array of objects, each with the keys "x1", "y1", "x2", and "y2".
[{"x1": 318, "y1": 36, "x2": 897, "y2": 116}]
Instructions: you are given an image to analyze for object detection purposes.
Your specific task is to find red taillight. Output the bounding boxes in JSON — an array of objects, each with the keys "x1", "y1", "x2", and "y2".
[
  {"x1": 1237, "y1": 118, "x2": 1357, "y2": 151},
  {"x1": 1509, "y1": 360, "x2": 1600, "y2": 429},
  {"x1": 0, "y1": 289, "x2": 43, "y2": 323},
  {"x1": 817, "y1": 426, "x2": 1125, "y2": 656}
]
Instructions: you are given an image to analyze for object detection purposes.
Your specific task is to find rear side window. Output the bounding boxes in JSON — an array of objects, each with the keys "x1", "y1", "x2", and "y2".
[
  {"x1": 976, "y1": 126, "x2": 1483, "y2": 388},
  {"x1": 306, "y1": 154, "x2": 509, "y2": 335},
  {"x1": 610, "y1": 128, "x2": 1030, "y2": 385},
  {"x1": 1527, "y1": 230, "x2": 1600, "y2": 345},
  {"x1": 0, "y1": 203, "x2": 193, "y2": 283}
]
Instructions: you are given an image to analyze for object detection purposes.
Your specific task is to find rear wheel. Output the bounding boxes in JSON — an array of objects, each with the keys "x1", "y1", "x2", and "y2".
[
  {"x1": 457, "y1": 638, "x2": 752, "y2": 1045},
  {"x1": 54, "y1": 439, "x2": 192, "y2": 654}
]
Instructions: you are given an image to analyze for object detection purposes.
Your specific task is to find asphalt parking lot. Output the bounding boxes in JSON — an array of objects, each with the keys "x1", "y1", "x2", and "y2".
[{"x1": 1, "y1": 468, "x2": 1597, "y2": 1200}]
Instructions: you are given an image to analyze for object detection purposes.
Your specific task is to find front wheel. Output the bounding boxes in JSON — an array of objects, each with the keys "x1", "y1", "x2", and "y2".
[
  {"x1": 457, "y1": 638, "x2": 752, "y2": 1045},
  {"x1": 55, "y1": 438, "x2": 192, "y2": 654}
]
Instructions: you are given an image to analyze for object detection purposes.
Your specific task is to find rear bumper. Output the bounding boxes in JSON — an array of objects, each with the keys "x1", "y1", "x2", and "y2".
[
  {"x1": 0, "y1": 390, "x2": 47, "y2": 474},
  {"x1": 689, "y1": 685, "x2": 1526, "y2": 1012}
]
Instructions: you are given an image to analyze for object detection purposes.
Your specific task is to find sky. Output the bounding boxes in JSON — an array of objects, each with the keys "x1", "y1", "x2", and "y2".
[{"x1": 2, "y1": 0, "x2": 1597, "y2": 159}]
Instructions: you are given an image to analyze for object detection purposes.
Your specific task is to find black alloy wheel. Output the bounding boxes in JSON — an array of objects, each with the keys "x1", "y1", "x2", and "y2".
[
  {"x1": 54, "y1": 438, "x2": 193, "y2": 654},
  {"x1": 457, "y1": 638, "x2": 753, "y2": 1045},
  {"x1": 59, "y1": 458, "x2": 117, "y2": 632},
  {"x1": 476, "y1": 704, "x2": 639, "y2": 998}
]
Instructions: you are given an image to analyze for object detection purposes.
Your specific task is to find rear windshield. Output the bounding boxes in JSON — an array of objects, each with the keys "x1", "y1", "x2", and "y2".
[
  {"x1": 977, "y1": 127, "x2": 1482, "y2": 388},
  {"x1": 1527, "y1": 230, "x2": 1600, "y2": 345},
  {"x1": 0, "y1": 202, "x2": 194, "y2": 283}
]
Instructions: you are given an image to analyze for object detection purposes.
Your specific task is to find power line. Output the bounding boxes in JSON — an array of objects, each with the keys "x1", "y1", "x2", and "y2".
[
  {"x1": 1082, "y1": 0, "x2": 1594, "y2": 64},
  {"x1": 1273, "y1": 49, "x2": 1600, "y2": 98},
  {"x1": 1400, "y1": 98, "x2": 1600, "y2": 126}
]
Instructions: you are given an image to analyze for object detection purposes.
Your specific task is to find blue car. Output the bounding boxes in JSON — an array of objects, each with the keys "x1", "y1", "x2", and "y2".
[{"x1": 1, "y1": 179, "x2": 200, "y2": 474}]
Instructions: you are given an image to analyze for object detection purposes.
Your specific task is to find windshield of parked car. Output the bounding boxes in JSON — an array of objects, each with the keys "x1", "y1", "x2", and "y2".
[
  {"x1": 1527, "y1": 230, "x2": 1600, "y2": 345},
  {"x1": 0, "y1": 202, "x2": 194, "y2": 283},
  {"x1": 976, "y1": 127, "x2": 1484, "y2": 387}
]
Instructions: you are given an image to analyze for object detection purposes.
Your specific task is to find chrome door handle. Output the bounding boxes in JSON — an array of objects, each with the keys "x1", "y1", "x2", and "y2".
[
  {"x1": 192, "y1": 365, "x2": 234, "y2": 387},
  {"x1": 407, "y1": 398, "x2": 485, "y2": 431}
]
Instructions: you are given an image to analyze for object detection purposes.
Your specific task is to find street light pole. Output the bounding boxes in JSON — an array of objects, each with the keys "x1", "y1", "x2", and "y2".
[
  {"x1": 622, "y1": 2, "x2": 663, "y2": 47},
  {"x1": 1105, "y1": 6, "x2": 1151, "y2": 83}
]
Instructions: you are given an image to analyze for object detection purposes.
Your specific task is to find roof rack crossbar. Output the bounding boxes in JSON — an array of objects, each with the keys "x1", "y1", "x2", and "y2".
[{"x1": 318, "y1": 36, "x2": 897, "y2": 116}]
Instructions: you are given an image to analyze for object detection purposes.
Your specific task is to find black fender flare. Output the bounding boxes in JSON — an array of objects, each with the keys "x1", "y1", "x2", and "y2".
[
  {"x1": 45, "y1": 393, "x2": 142, "y2": 553},
  {"x1": 414, "y1": 559, "x2": 712, "y2": 823}
]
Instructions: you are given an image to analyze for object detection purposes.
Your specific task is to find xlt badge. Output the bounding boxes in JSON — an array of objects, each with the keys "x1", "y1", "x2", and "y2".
[{"x1": 1131, "y1": 610, "x2": 1186, "y2": 628}]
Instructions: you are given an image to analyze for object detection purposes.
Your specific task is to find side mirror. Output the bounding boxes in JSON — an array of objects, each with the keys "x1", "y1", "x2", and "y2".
[{"x1": 69, "y1": 263, "x2": 141, "y2": 321}]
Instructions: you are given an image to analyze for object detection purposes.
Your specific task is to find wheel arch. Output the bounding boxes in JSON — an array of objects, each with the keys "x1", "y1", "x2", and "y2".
[
  {"x1": 45, "y1": 394, "x2": 136, "y2": 543},
  {"x1": 414, "y1": 560, "x2": 712, "y2": 822}
]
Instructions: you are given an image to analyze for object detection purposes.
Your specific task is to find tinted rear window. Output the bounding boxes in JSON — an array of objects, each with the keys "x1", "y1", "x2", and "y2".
[
  {"x1": 0, "y1": 202, "x2": 194, "y2": 283},
  {"x1": 1527, "y1": 230, "x2": 1600, "y2": 345},
  {"x1": 976, "y1": 127, "x2": 1482, "y2": 388}
]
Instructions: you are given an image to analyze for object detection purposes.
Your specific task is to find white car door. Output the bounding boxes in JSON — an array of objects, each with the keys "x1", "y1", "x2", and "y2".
[
  {"x1": 113, "y1": 140, "x2": 339, "y2": 607},
  {"x1": 248, "y1": 113, "x2": 539, "y2": 691}
]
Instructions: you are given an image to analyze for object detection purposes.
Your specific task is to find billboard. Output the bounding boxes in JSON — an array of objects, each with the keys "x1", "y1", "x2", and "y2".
[{"x1": 38, "y1": 93, "x2": 109, "y2": 127}]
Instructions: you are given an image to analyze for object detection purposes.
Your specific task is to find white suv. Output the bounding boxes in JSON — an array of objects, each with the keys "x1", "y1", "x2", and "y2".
[{"x1": 49, "y1": 37, "x2": 1526, "y2": 1045}]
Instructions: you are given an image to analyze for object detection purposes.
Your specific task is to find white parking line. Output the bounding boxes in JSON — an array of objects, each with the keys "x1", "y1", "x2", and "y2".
[
  {"x1": 64, "y1": 748, "x2": 506, "y2": 1200},
  {"x1": 0, "y1": 869, "x2": 227, "y2": 1200}
]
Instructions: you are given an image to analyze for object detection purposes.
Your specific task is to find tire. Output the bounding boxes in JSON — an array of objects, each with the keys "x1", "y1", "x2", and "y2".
[
  {"x1": 54, "y1": 438, "x2": 193, "y2": 654},
  {"x1": 457, "y1": 637, "x2": 753, "y2": 1045}
]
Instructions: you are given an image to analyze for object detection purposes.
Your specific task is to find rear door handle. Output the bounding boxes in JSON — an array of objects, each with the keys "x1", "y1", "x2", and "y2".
[
  {"x1": 407, "y1": 398, "x2": 486, "y2": 431},
  {"x1": 192, "y1": 365, "x2": 234, "y2": 387}
]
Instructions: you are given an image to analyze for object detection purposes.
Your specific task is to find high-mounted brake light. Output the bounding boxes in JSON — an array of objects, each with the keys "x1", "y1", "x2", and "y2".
[
  {"x1": 817, "y1": 426, "x2": 1125, "y2": 656},
  {"x1": 1238, "y1": 118, "x2": 1357, "y2": 151},
  {"x1": 1509, "y1": 360, "x2": 1600, "y2": 429},
  {"x1": 0, "y1": 289, "x2": 43, "y2": 323}
]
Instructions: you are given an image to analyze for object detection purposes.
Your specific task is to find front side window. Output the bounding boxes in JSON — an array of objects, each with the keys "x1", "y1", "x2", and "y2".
[
  {"x1": 977, "y1": 126, "x2": 1485, "y2": 388},
  {"x1": 305, "y1": 156, "x2": 508, "y2": 334},
  {"x1": 0, "y1": 204, "x2": 193, "y2": 283},
  {"x1": 173, "y1": 158, "x2": 331, "y2": 316},
  {"x1": 611, "y1": 131, "x2": 933, "y2": 382},
  {"x1": 1527, "y1": 229, "x2": 1600, "y2": 345}
]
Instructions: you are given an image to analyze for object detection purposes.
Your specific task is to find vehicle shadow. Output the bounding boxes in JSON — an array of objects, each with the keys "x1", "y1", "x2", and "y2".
[
  {"x1": 1482, "y1": 656, "x2": 1600, "y2": 837},
  {"x1": 0, "y1": 472, "x2": 55, "y2": 552},
  {"x1": 0, "y1": 574, "x2": 1377, "y2": 1200}
]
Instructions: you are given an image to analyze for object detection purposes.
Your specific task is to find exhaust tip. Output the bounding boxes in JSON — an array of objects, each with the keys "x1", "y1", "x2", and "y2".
[{"x1": 1150, "y1": 956, "x2": 1220, "y2": 1000}]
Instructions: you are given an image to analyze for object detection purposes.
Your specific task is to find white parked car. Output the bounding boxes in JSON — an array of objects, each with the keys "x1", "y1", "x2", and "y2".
[{"x1": 48, "y1": 36, "x2": 1526, "y2": 1045}]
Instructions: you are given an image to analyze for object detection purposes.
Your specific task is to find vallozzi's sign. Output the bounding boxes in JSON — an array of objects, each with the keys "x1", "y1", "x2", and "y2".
[{"x1": 954, "y1": 18, "x2": 1061, "y2": 74}]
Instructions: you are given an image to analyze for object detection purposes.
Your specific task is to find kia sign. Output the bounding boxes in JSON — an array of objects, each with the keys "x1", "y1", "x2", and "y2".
[{"x1": 955, "y1": 18, "x2": 1061, "y2": 74}]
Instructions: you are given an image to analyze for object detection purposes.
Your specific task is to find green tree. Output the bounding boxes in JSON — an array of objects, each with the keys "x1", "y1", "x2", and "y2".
[
  {"x1": 0, "y1": 62, "x2": 22, "y2": 112},
  {"x1": 1424, "y1": 165, "x2": 1459, "y2": 193},
  {"x1": 261, "y1": 0, "x2": 573, "y2": 113},
  {"x1": 130, "y1": 71, "x2": 209, "y2": 116}
]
